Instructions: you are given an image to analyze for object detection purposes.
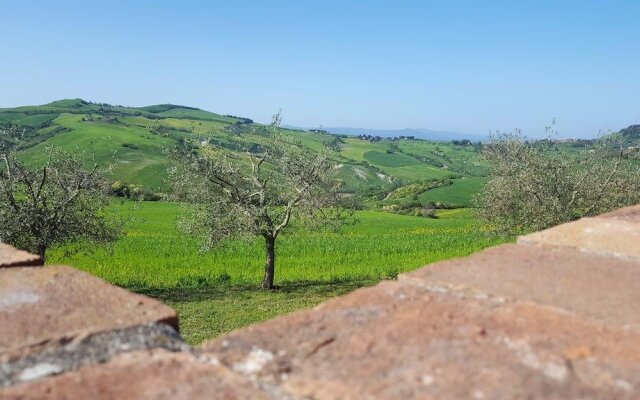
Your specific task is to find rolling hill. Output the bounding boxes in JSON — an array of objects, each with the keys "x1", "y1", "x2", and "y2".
[{"x1": 0, "y1": 99, "x2": 489, "y2": 207}]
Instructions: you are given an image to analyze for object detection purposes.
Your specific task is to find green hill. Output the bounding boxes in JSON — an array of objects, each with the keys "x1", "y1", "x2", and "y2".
[
  {"x1": 0, "y1": 99, "x2": 489, "y2": 206},
  {"x1": 620, "y1": 124, "x2": 640, "y2": 146}
]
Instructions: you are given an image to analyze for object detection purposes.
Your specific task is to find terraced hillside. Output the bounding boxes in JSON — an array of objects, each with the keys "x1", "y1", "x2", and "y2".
[{"x1": 0, "y1": 99, "x2": 488, "y2": 206}]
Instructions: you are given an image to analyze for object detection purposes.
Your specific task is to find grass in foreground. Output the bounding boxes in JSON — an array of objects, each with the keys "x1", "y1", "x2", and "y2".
[
  {"x1": 134, "y1": 280, "x2": 372, "y2": 344},
  {"x1": 48, "y1": 201, "x2": 506, "y2": 344}
]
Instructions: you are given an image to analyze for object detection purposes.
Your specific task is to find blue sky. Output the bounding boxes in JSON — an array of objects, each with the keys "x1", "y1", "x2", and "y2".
[{"x1": 1, "y1": 0, "x2": 638, "y2": 137}]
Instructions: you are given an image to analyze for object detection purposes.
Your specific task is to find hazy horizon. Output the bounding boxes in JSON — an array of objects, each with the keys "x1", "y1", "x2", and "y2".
[{"x1": 2, "y1": 1, "x2": 639, "y2": 138}]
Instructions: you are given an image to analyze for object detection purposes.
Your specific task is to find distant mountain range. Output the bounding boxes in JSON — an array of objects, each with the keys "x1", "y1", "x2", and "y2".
[{"x1": 285, "y1": 126, "x2": 488, "y2": 142}]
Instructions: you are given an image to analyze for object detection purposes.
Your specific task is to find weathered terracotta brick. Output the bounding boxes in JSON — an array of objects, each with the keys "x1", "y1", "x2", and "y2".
[
  {"x1": 518, "y1": 217, "x2": 640, "y2": 259},
  {"x1": 0, "y1": 323, "x2": 187, "y2": 388},
  {"x1": 0, "y1": 243, "x2": 42, "y2": 268},
  {"x1": 203, "y1": 281, "x2": 640, "y2": 399},
  {"x1": 399, "y1": 243, "x2": 640, "y2": 331},
  {"x1": 0, "y1": 266, "x2": 177, "y2": 358},
  {"x1": 0, "y1": 349, "x2": 275, "y2": 400}
]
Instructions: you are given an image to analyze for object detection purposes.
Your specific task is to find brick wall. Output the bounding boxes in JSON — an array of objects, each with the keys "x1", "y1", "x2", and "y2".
[{"x1": 1, "y1": 204, "x2": 639, "y2": 399}]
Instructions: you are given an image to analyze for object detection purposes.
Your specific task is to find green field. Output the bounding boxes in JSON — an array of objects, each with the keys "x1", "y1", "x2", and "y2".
[
  {"x1": 340, "y1": 138, "x2": 472, "y2": 182},
  {"x1": 18, "y1": 114, "x2": 175, "y2": 189},
  {"x1": 420, "y1": 177, "x2": 488, "y2": 207},
  {"x1": 364, "y1": 150, "x2": 421, "y2": 167},
  {"x1": 47, "y1": 201, "x2": 506, "y2": 344}
]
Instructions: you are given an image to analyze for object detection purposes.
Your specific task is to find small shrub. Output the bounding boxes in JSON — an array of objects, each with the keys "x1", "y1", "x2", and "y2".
[
  {"x1": 110, "y1": 181, "x2": 161, "y2": 201},
  {"x1": 214, "y1": 272, "x2": 232, "y2": 284},
  {"x1": 384, "y1": 266, "x2": 399, "y2": 280},
  {"x1": 177, "y1": 274, "x2": 211, "y2": 288}
]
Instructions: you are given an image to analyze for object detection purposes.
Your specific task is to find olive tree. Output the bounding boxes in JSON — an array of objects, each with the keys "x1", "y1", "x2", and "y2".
[
  {"x1": 476, "y1": 129, "x2": 640, "y2": 234},
  {"x1": 170, "y1": 113, "x2": 349, "y2": 289},
  {"x1": 0, "y1": 146, "x2": 121, "y2": 261}
]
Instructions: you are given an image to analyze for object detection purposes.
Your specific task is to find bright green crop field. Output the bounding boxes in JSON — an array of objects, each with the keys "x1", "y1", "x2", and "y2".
[
  {"x1": 48, "y1": 201, "x2": 507, "y2": 344},
  {"x1": 420, "y1": 177, "x2": 488, "y2": 207}
]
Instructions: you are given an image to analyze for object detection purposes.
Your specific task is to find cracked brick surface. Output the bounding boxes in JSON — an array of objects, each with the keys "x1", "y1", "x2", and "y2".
[
  {"x1": 1, "y1": 349, "x2": 277, "y2": 400},
  {"x1": 202, "y1": 280, "x2": 640, "y2": 399},
  {"x1": 0, "y1": 324, "x2": 188, "y2": 388},
  {"x1": 0, "y1": 265, "x2": 177, "y2": 358}
]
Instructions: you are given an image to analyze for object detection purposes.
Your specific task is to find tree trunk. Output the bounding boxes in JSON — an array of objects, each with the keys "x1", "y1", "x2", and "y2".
[
  {"x1": 36, "y1": 244, "x2": 46, "y2": 264},
  {"x1": 262, "y1": 235, "x2": 276, "y2": 289}
]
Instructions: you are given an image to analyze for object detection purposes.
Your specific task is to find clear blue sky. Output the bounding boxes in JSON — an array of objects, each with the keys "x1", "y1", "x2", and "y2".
[{"x1": 2, "y1": 0, "x2": 639, "y2": 137}]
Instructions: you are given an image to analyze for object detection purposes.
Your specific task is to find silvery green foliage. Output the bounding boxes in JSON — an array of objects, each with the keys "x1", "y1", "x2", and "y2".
[
  {"x1": 476, "y1": 130, "x2": 640, "y2": 235},
  {"x1": 169, "y1": 118, "x2": 349, "y2": 252},
  {"x1": 0, "y1": 146, "x2": 121, "y2": 260}
]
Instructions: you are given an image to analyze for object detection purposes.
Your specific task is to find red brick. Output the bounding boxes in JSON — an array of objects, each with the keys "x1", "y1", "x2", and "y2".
[
  {"x1": 0, "y1": 349, "x2": 274, "y2": 400},
  {"x1": 0, "y1": 266, "x2": 177, "y2": 358},
  {"x1": 0, "y1": 243, "x2": 42, "y2": 268},
  {"x1": 399, "y1": 243, "x2": 640, "y2": 331},
  {"x1": 203, "y1": 281, "x2": 640, "y2": 399},
  {"x1": 518, "y1": 217, "x2": 640, "y2": 259}
]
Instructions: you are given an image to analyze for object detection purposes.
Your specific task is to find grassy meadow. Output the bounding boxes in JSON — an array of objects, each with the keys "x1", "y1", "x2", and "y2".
[
  {"x1": 48, "y1": 201, "x2": 506, "y2": 344},
  {"x1": 419, "y1": 176, "x2": 488, "y2": 207}
]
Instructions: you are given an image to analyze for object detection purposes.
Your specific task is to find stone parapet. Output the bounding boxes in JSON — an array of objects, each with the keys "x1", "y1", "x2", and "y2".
[{"x1": 1, "y1": 204, "x2": 639, "y2": 399}]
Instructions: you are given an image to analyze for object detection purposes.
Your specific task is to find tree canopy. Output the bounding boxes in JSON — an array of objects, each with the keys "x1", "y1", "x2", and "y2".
[
  {"x1": 0, "y1": 146, "x2": 121, "y2": 260},
  {"x1": 476, "y1": 131, "x2": 640, "y2": 234},
  {"x1": 170, "y1": 114, "x2": 351, "y2": 288}
]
